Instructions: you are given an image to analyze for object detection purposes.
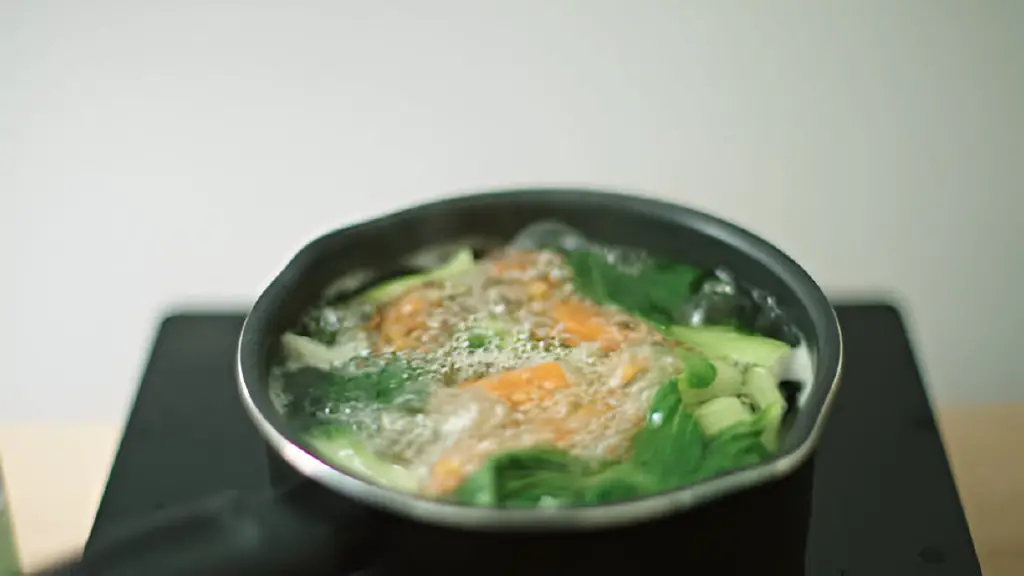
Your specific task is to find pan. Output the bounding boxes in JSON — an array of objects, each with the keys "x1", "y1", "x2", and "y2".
[{"x1": 236, "y1": 188, "x2": 842, "y2": 532}]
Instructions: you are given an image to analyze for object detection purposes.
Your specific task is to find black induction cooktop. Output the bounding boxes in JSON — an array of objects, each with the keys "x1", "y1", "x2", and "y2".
[{"x1": 82, "y1": 303, "x2": 981, "y2": 575}]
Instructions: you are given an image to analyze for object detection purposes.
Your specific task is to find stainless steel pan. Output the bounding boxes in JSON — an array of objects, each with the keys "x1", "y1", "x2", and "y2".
[{"x1": 236, "y1": 188, "x2": 842, "y2": 531}]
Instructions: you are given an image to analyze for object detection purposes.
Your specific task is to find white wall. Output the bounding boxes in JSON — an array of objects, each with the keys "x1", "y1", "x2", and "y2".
[{"x1": 2, "y1": 1, "x2": 1021, "y2": 422}]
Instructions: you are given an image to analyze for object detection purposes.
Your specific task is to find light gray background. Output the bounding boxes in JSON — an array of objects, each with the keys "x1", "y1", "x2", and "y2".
[{"x1": 2, "y1": 1, "x2": 1021, "y2": 423}]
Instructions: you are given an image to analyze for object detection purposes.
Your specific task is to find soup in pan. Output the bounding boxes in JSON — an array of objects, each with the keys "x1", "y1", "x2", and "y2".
[{"x1": 270, "y1": 222, "x2": 811, "y2": 508}]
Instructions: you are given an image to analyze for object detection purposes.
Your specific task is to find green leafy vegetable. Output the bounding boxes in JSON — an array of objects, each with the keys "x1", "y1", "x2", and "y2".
[
  {"x1": 667, "y1": 325, "x2": 791, "y2": 369},
  {"x1": 297, "y1": 299, "x2": 369, "y2": 346},
  {"x1": 280, "y1": 332, "x2": 363, "y2": 370},
  {"x1": 465, "y1": 331, "x2": 491, "y2": 349},
  {"x1": 454, "y1": 380, "x2": 707, "y2": 507},
  {"x1": 452, "y1": 447, "x2": 655, "y2": 508},
  {"x1": 561, "y1": 249, "x2": 702, "y2": 326},
  {"x1": 305, "y1": 423, "x2": 418, "y2": 492},
  {"x1": 697, "y1": 422, "x2": 771, "y2": 476},
  {"x1": 282, "y1": 355, "x2": 428, "y2": 418},
  {"x1": 460, "y1": 317, "x2": 514, "y2": 350},
  {"x1": 743, "y1": 366, "x2": 788, "y2": 451},
  {"x1": 362, "y1": 248, "x2": 475, "y2": 304},
  {"x1": 453, "y1": 448, "x2": 594, "y2": 508},
  {"x1": 693, "y1": 396, "x2": 754, "y2": 437},
  {"x1": 668, "y1": 325, "x2": 791, "y2": 452},
  {"x1": 629, "y1": 380, "x2": 705, "y2": 485},
  {"x1": 452, "y1": 370, "x2": 784, "y2": 507},
  {"x1": 675, "y1": 348, "x2": 718, "y2": 390},
  {"x1": 677, "y1": 358, "x2": 745, "y2": 405},
  {"x1": 574, "y1": 465, "x2": 656, "y2": 505},
  {"x1": 298, "y1": 309, "x2": 344, "y2": 345}
]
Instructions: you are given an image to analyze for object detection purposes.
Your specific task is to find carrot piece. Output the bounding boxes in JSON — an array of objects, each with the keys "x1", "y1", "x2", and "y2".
[
  {"x1": 611, "y1": 355, "x2": 649, "y2": 388},
  {"x1": 550, "y1": 300, "x2": 625, "y2": 351},
  {"x1": 378, "y1": 291, "x2": 432, "y2": 351},
  {"x1": 526, "y1": 280, "x2": 550, "y2": 299},
  {"x1": 427, "y1": 441, "x2": 497, "y2": 495},
  {"x1": 428, "y1": 455, "x2": 469, "y2": 495},
  {"x1": 490, "y1": 251, "x2": 541, "y2": 275},
  {"x1": 459, "y1": 361, "x2": 571, "y2": 408}
]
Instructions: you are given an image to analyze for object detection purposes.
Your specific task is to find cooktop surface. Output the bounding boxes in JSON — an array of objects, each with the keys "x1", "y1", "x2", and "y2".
[{"x1": 84, "y1": 303, "x2": 981, "y2": 575}]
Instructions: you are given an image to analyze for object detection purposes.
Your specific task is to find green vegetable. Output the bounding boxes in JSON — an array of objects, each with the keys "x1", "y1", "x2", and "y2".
[
  {"x1": 671, "y1": 327, "x2": 790, "y2": 451},
  {"x1": 461, "y1": 317, "x2": 514, "y2": 350},
  {"x1": 452, "y1": 448, "x2": 654, "y2": 508},
  {"x1": 305, "y1": 424, "x2": 418, "y2": 492},
  {"x1": 454, "y1": 448, "x2": 595, "y2": 508},
  {"x1": 629, "y1": 380, "x2": 705, "y2": 485},
  {"x1": 282, "y1": 355, "x2": 428, "y2": 418},
  {"x1": 677, "y1": 358, "x2": 745, "y2": 405},
  {"x1": 465, "y1": 331, "x2": 490, "y2": 349},
  {"x1": 743, "y1": 366, "x2": 787, "y2": 451},
  {"x1": 667, "y1": 325, "x2": 791, "y2": 369},
  {"x1": 698, "y1": 424, "x2": 771, "y2": 476},
  {"x1": 693, "y1": 396, "x2": 754, "y2": 437},
  {"x1": 561, "y1": 249, "x2": 702, "y2": 326},
  {"x1": 453, "y1": 380, "x2": 707, "y2": 507},
  {"x1": 674, "y1": 348, "x2": 718, "y2": 390},
  {"x1": 362, "y1": 248, "x2": 475, "y2": 304},
  {"x1": 743, "y1": 366, "x2": 786, "y2": 409},
  {"x1": 280, "y1": 332, "x2": 363, "y2": 370},
  {"x1": 297, "y1": 308, "x2": 344, "y2": 345},
  {"x1": 452, "y1": 372, "x2": 784, "y2": 507}
]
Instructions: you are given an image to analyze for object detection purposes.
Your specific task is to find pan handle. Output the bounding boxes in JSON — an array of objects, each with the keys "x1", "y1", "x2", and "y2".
[{"x1": 32, "y1": 482, "x2": 386, "y2": 576}]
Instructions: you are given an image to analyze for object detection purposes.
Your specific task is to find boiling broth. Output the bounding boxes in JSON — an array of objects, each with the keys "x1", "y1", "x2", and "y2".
[{"x1": 271, "y1": 223, "x2": 806, "y2": 507}]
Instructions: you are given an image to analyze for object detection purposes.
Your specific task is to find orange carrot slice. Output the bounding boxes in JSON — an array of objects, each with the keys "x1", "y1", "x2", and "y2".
[
  {"x1": 428, "y1": 455, "x2": 470, "y2": 495},
  {"x1": 459, "y1": 361, "x2": 571, "y2": 408},
  {"x1": 550, "y1": 300, "x2": 625, "y2": 351},
  {"x1": 611, "y1": 355, "x2": 649, "y2": 388},
  {"x1": 378, "y1": 291, "x2": 432, "y2": 351}
]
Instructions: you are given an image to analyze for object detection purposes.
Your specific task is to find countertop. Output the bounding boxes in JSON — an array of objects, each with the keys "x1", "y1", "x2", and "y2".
[{"x1": 1, "y1": 405, "x2": 1021, "y2": 575}]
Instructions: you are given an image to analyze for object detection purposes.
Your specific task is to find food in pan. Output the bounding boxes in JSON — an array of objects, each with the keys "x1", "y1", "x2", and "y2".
[{"x1": 270, "y1": 222, "x2": 812, "y2": 507}]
